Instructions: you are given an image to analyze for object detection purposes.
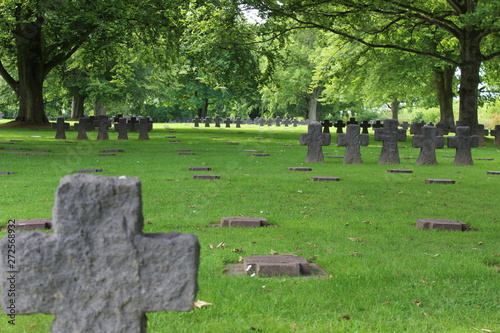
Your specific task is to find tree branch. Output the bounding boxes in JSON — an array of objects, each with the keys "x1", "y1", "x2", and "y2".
[
  {"x1": 483, "y1": 50, "x2": 500, "y2": 62},
  {"x1": 445, "y1": 0, "x2": 463, "y2": 14},
  {"x1": 0, "y1": 60, "x2": 19, "y2": 95}
]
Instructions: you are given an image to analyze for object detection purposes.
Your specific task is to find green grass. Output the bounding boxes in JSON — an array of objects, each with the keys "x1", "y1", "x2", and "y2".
[{"x1": 0, "y1": 121, "x2": 499, "y2": 332}]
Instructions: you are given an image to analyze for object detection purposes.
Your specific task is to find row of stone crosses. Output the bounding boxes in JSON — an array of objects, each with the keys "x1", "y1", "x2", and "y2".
[
  {"x1": 300, "y1": 119, "x2": 496, "y2": 166},
  {"x1": 191, "y1": 115, "x2": 306, "y2": 128},
  {"x1": 51, "y1": 115, "x2": 153, "y2": 140}
]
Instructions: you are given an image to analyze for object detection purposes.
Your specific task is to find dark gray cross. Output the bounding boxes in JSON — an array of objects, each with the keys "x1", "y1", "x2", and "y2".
[
  {"x1": 127, "y1": 116, "x2": 139, "y2": 131},
  {"x1": 0, "y1": 174, "x2": 199, "y2": 333},
  {"x1": 333, "y1": 120, "x2": 346, "y2": 133},
  {"x1": 204, "y1": 117, "x2": 211, "y2": 127},
  {"x1": 94, "y1": 116, "x2": 112, "y2": 140},
  {"x1": 400, "y1": 121, "x2": 410, "y2": 131},
  {"x1": 337, "y1": 124, "x2": 369, "y2": 164},
  {"x1": 283, "y1": 118, "x2": 291, "y2": 127},
  {"x1": 436, "y1": 122, "x2": 450, "y2": 136},
  {"x1": 51, "y1": 118, "x2": 69, "y2": 139},
  {"x1": 214, "y1": 115, "x2": 222, "y2": 127},
  {"x1": 491, "y1": 125, "x2": 500, "y2": 146},
  {"x1": 360, "y1": 120, "x2": 371, "y2": 134},
  {"x1": 235, "y1": 117, "x2": 242, "y2": 128},
  {"x1": 412, "y1": 125, "x2": 445, "y2": 165},
  {"x1": 292, "y1": 119, "x2": 298, "y2": 127},
  {"x1": 267, "y1": 118, "x2": 274, "y2": 126},
  {"x1": 193, "y1": 117, "x2": 201, "y2": 127},
  {"x1": 224, "y1": 118, "x2": 232, "y2": 128},
  {"x1": 135, "y1": 117, "x2": 152, "y2": 140},
  {"x1": 321, "y1": 120, "x2": 333, "y2": 133},
  {"x1": 347, "y1": 117, "x2": 358, "y2": 125},
  {"x1": 114, "y1": 118, "x2": 129, "y2": 140},
  {"x1": 477, "y1": 124, "x2": 489, "y2": 146},
  {"x1": 275, "y1": 116, "x2": 281, "y2": 127},
  {"x1": 410, "y1": 120, "x2": 425, "y2": 135},
  {"x1": 299, "y1": 122, "x2": 331, "y2": 163},
  {"x1": 374, "y1": 119, "x2": 407, "y2": 164},
  {"x1": 447, "y1": 126, "x2": 479, "y2": 166},
  {"x1": 258, "y1": 118, "x2": 266, "y2": 126},
  {"x1": 74, "y1": 118, "x2": 91, "y2": 140}
]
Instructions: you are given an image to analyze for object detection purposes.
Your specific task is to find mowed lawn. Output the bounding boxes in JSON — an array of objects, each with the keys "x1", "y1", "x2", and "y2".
[{"x1": 0, "y1": 122, "x2": 499, "y2": 332}]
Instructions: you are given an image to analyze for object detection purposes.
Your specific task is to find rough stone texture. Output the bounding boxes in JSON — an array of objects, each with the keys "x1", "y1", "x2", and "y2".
[
  {"x1": 193, "y1": 175, "x2": 220, "y2": 180},
  {"x1": 424, "y1": 179, "x2": 455, "y2": 184},
  {"x1": 220, "y1": 217, "x2": 268, "y2": 227},
  {"x1": 337, "y1": 124, "x2": 369, "y2": 164},
  {"x1": 244, "y1": 255, "x2": 310, "y2": 277},
  {"x1": 311, "y1": 176, "x2": 341, "y2": 181},
  {"x1": 416, "y1": 219, "x2": 468, "y2": 231},
  {"x1": 412, "y1": 125, "x2": 445, "y2": 165},
  {"x1": 491, "y1": 125, "x2": 500, "y2": 146},
  {"x1": 287, "y1": 167, "x2": 312, "y2": 171},
  {"x1": 0, "y1": 174, "x2": 199, "y2": 333},
  {"x1": 447, "y1": 126, "x2": 479, "y2": 166},
  {"x1": 51, "y1": 118, "x2": 69, "y2": 140},
  {"x1": 188, "y1": 167, "x2": 212, "y2": 171},
  {"x1": 12, "y1": 218, "x2": 52, "y2": 230},
  {"x1": 374, "y1": 119, "x2": 406, "y2": 164},
  {"x1": 299, "y1": 122, "x2": 331, "y2": 163},
  {"x1": 387, "y1": 169, "x2": 413, "y2": 173}
]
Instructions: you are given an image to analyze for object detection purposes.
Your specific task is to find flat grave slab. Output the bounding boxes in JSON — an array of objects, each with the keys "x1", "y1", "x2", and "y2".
[
  {"x1": 443, "y1": 155, "x2": 455, "y2": 158},
  {"x1": 282, "y1": 144, "x2": 295, "y2": 146},
  {"x1": 243, "y1": 150, "x2": 259, "y2": 152},
  {"x1": 416, "y1": 218, "x2": 468, "y2": 231},
  {"x1": 243, "y1": 255, "x2": 311, "y2": 277},
  {"x1": 165, "y1": 136, "x2": 176, "y2": 138},
  {"x1": 287, "y1": 167, "x2": 313, "y2": 171},
  {"x1": 0, "y1": 171, "x2": 14, "y2": 174},
  {"x1": 424, "y1": 179, "x2": 455, "y2": 184},
  {"x1": 254, "y1": 137, "x2": 265, "y2": 139},
  {"x1": 403, "y1": 157, "x2": 416, "y2": 159},
  {"x1": 220, "y1": 217, "x2": 268, "y2": 227},
  {"x1": 0, "y1": 142, "x2": 14, "y2": 144},
  {"x1": 193, "y1": 175, "x2": 220, "y2": 180},
  {"x1": 99, "y1": 154, "x2": 116, "y2": 156},
  {"x1": 327, "y1": 155, "x2": 344, "y2": 158},
  {"x1": 11, "y1": 152, "x2": 49, "y2": 156},
  {"x1": 188, "y1": 167, "x2": 212, "y2": 171},
  {"x1": 487, "y1": 171, "x2": 500, "y2": 175},
  {"x1": 225, "y1": 142, "x2": 239, "y2": 145},
  {"x1": 179, "y1": 152, "x2": 195, "y2": 155},
  {"x1": 102, "y1": 149, "x2": 124, "y2": 153},
  {"x1": 387, "y1": 169, "x2": 413, "y2": 173},
  {"x1": 253, "y1": 153, "x2": 270, "y2": 157},
  {"x1": 11, "y1": 218, "x2": 52, "y2": 230},
  {"x1": 77, "y1": 169, "x2": 103, "y2": 173},
  {"x1": 474, "y1": 158, "x2": 494, "y2": 161},
  {"x1": 312, "y1": 176, "x2": 341, "y2": 181},
  {"x1": 10, "y1": 139, "x2": 23, "y2": 142}
]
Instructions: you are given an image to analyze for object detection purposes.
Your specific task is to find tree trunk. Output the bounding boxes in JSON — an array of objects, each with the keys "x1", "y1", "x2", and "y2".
[
  {"x1": 458, "y1": 31, "x2": 482, "y2": 134},
  {"x1": 434, "y1": 66, "x2": 455, "y2": 129},
  {"x1": 306, "y1": 86, "x2": 323, "y2": 121},
  {"x1": 71, "y1": 92, "x2": 87, "y2": 119},
  {"x1": 94, "y1": 98, "x2": 107, "y2": 116},
  {"x1": 390, "y1": 98, "x2": 399, "y2": 121}
]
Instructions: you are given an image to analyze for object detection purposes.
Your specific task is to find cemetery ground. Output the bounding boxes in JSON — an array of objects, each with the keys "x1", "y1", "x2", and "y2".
[{"x1": 0, "y1": 121, "x2": 498, "y2": 332}]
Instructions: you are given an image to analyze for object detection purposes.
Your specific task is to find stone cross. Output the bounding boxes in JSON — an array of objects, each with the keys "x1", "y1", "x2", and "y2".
[
  {"x1": 410, "y1": 120, "x2": 425, "y2": 135},
  {"x1": 346, "y1": 117, "x2": 358, "y2": 125},
  {"x1": 321, "y1": 119, "x2": 333, "y2": 133},
  {"x1": 491, "y1": 125, "x2": 500, "y2": 146},
  {"x1": 258, "y1": 118, "x2": 266, "y2": 126},
  {"x1": 436, "y1": 122, "x2": 449, "y2": 136},
  {"x1": 193, "y1": 117, "x2": 201, "y2": 127},
  {"x1": 412, "y1": 125, "x2": 445, "y2": 165},
  {"x1": 127, "y1": 116, "x2": 139, "y2": 131},
  {"x1": 204, "y1": 117, "x2": 211, "y2": 127},
  {"x1": 267, "y1": 118, "x2": 274, "y2": 126},
  {"x1": 0, "y1": 174, "x2": 199, "y2": 333},
  {"x1": 400, "y1": 121, "x2": 410, "y2": 131},
  {"x1": 0, "y1": 111, "x2": 3, "y2": 120},
  {"x1": 114, "y1": 118, "x2": 129, "y2": 140},
  {"x1": 135, "y1": 117, "x2": 151, "y2": 140},
  {"x1": 214, "y1": 115, "x2": 222, "y2": 127},
  {"x1": 275, "y1": 116, "x2": 281, "y2": 127},
  {"x1": 360, "y1": 120, "x2": 371, "y2": 134},
  {"x1": 374, "y1": 119, "x2": 407, "y2": 164},
  {"x1": 292, "y1": 119, "x2": 298, "y2": 127},
  {"x1": 477, "y1": 124, "x2": 488, "y2": 146},
  {"x1": 447, "y1": 126, "x2": 479, "y2": 166},
  {"x1": 235, "y1": 117, "x2": 242, "y2": 128},
  {"x1": 333, "y1": 120, "x2": 346, "y2": 133},
  {"x1": 224, "y1": 118, "x2": 232, "y2": 128},
  {"x1": 283, "y1": 118, "x2": 291, "y2": 127},
  {"x1": 74, "y1": 118, "x2": 91, "y2": 140},
  {"x1": 94, "y1": 116, "x2": 112, "y2": 140},
  {"x1": 337, "y1": 124, "x2": 369, "y2": 164},
  {"x1": 299, "y1": 122, "x2": 331, "y2": 163},
  {"x1": 51, "y1": 118, "x2": 69, "y2": 140},
  {"x1": 372, "y1": 120, "x2": 383, "y2": 129}
]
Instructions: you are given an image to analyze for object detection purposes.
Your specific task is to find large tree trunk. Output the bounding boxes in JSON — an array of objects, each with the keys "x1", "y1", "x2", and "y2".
[
  {"x1": 71, "y1": 92, "x2": 87, "y2": 119},
  {"x1": 94, "y1": 98, "x2": 107, "y2": 116},
  {"x1": 306, "y1": 86, "x2": 323, "y2": 121},
  {"x1": 458, "y1": 31, "x2": 482, "y2": 134},
  {"x1": 14, "y1": 17, "x2": 48, "y2": 124},
  {"x1": 197, "y1": 98, "x2": 209, "y2": 118},
  {"x1": 434, "y1": 66, "x2": 455, "y2": 129},
  {"x1": 390, "y1": 97, "x2": 399, "y2": 121}
]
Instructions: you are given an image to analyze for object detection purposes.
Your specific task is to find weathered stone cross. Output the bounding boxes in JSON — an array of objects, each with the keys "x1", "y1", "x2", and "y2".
[
  {"x1": 412, "y1": 125, "x2": 444, "y2": 165},
  {"x1": 224, "y1": 118, "x2": 232, "y2": 128},
  {"x1": 447, "y1": 126, "x2": 479, "y2": 166},
  {"x1": 51, "y1": 117, "x2": 69, "y2": 140},
  {"x1": 94, "y1": 116, "x2": 112, "y2": 140},
  {"x1": 74, "y1": 117, "x2": 90, "y2": 140},
  {"x1": 374, "y1": 119, "x2": 406, "y2": 164},
  {"x1": 321, "y1": 119, "x2": 333, "y2": 133},
  {"x1": 135, "y1": 117, "x2": 151, "y2": 140},
  {"x1": 0, "y1": 174, "x2": 200, "y2": 333},
  {"x1": 333, "y1": 120, "x2": 346, "y2": 133},
  {"x1": 193, "y1": 116, "x2": 201, "y2": 127},
  {"x1": 214, "y1": 115, "x2": 222, "y2": 127},
  {"x1": 300, "y1": 122, "x2": 331, "y2": 163},
  {"x1": 337, "y1": 124, "x2": 369, "y2": 164},
  {"x1": 235, "y1": 117, "x2": 242, "y2": 128},
  {"x1": 114, "y1": 117, "x2": 129, "y2": 140}
]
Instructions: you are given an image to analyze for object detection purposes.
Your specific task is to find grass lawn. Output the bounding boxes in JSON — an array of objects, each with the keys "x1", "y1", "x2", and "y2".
[{"x1": 0, "y1": 121, "x2": 499, "y2": 332}]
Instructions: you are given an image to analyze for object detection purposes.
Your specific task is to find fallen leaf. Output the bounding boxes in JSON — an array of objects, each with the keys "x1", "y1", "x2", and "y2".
[
  {"x1": 348, "y1": 237, "x2": 363, "y2": 242},
  {"x1": 194, "y1": 300, "x2": 213, "y2": 309},
  {"x1": 480, "y1": 329, "x2": 493, "y2": 332},
  {"x1": 412, "y1": 300, "x2": 421, "y2": 307},
  {"x1": 341, "y1": 315, "x2": 350, "y2": 320},
  {"x1": 232, "y1": 248, "x2": 243, "y2": 252},
  {"x1": 270, "y1": 250, "x2": 279, "y2": 255},
  {"x1": 349, "y1": 251, "x2": 362, "y2": 256},
  {"x1": 422, "y1": 312, "x2": 431, "y2": 316}
]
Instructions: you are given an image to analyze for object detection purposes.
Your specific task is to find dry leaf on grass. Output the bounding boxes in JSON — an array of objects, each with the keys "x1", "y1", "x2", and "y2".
[{"x1": 194, "y1": 300, "x2": 213, "y2": 309}]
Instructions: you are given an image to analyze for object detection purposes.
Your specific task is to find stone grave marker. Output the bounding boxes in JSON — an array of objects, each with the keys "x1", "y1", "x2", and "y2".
[
  {"x1": 333, "y1": 120, "x2": 346, "y2": 133},
  {"x1": 0, "y1": 111, "x2": 3, "y2": 119},
  {"x1": 435, "y1": 122, "x2": 449, "y2": 136},
  {"x1": 477, "y1": 124, "x2": 489, "y2": 146},
  {"x1": 214, "y1": 115, "x2": 222, "y2": 127},
  {"x1": 10, "y1": 218, "x2": 52, "y2": 230},
  {"x1": 127, "y1": 116, "x2": 139, "y2": 131},
  {"x1": 77, "y1": 168, "x2": 103, "y2": 173},
  {"x1": 204, "y1": 117, "x2": 212, "y2": 127},
  {"x1": 337, "y1": 124, "x2": 369, "y2": 164},
  {"x1": 114, "y1": 118, "x2": 129, "y2": 140},
  {"x1": 410, "y1": 120, "x2": 425, "y2": 135},
  {"x1": 490, "y1": 125, "x2": 500, "y2": 146},
  {"x1": 360, "y1": 120, "x2": 371, "y2": 134},
  {"x1": 266, "y1": 118, "x2": 273, "y2": 126},
  {"x1": 193, "y1": 117, "x2": 201, "y2": 127},
  {"x1": 487, "y1": 171, "x2": 500, "y2": 175},
  {"x1": 257, "y1": 118, "x2": 265, "y2": 126},
  {"x1": 188, "y1": 167, "x2": 212, "y2": 171},
  {"x1": 244, "y1": 255, "x2": 311, "y2": 277},
  {"x1": 299, "y1": 122, "x2": 331, "y2": 163},
  {"x1": 347, "y1": 117, "x2": 358, "y2": 125},
  {"x1": 387, "y1": 169, "x2": 413, "y2": 173},
  {"x1": 311, "y1": 176, "x2": 341, "y2": 181},
  {"x1": 94, "y1": 116, "x2": 112, "y2": 140},
  {"x1": 74, "y1": 118, "x2": 91, "y2": 140},
  {"x1": 283, "y1": 118, "x2": 291, "y2": 127},
  {"x1": 424, "y1": 178, "x2": 455, "y2": 184},
  {"x1": 51, "y1": 118, "x2": 69, "y2": 140},
  {"x1": 321, "y1": 120, "x2": 333, "y2": 133},
  {"x1": 0, "y1": 174, "x2": 199, "y2": 333},
  {"x1": 416, "y1": 218, "x2": 468, "y2": 231},
  {"x1": 135, "y1": 117, "x2": 152, "y2": 140},
  {"x1": 0, "y1": 171, "x2": 14, "y2": 174},
  {"x1": 412, "y1": 125, "x2": 445, "y2": 165},
  {"x1": 447, "y1": 126, "x2": 479, "y2": 166},
  {"x1": 292, "y1": 119, "x2": 299, "y2": 127},
  {"x1": 287, "y1": 167, "x2": 313, "y2": 171},
  {"x1": 235, "y1": 117, "x2": 243, "y2": 128},
  {"x1": 224, "y1": 118, "x2": 232, "y2": 128},
  {"x1": 374, "y1": 119, "x2": 406, "y2": 164},
  {"x1": 400, "y1": 121, "x2": 410, "y2": 131},
  {"x1": 193, "y1": 175, "x2": 220, "y2": 180},
  {"x1": 220, "y1": 217, "x2": 268, "y2": 227}
]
